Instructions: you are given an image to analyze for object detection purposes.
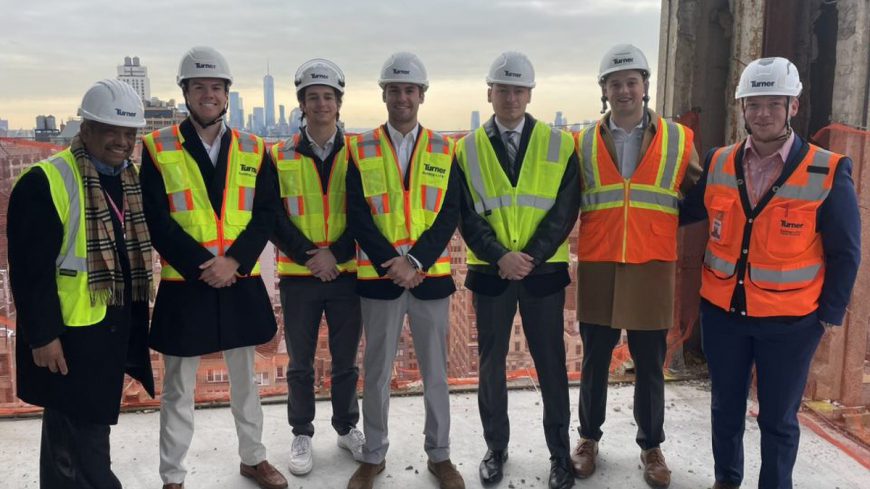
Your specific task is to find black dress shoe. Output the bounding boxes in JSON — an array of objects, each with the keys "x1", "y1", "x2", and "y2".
[
  {"x1": 479, "y1": 449, "x2": 508, "y2": 485},
  {"x1": 548, "y1": 457, "x2": 575, "y2": 489}
]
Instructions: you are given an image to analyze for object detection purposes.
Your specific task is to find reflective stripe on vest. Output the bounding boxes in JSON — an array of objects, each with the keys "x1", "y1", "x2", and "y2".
[
  {"x1": 576, "y1": 117, "x2": 692, "y2": 264},
  {"x1": 457, "y1": 121, "x2": 573, "y2": 265},
  {"x1": 700, "y1": 141, "x2": 839, "y2": 316},
  {"x1": 143, "y1": 124, "x2": 264, "y2": 280},
  {"x1": 349, "y1": 127, "x2": 453, "y2": 280},
  {"x1": 272, "y1": 134, "x2": 356, "y2": 276},
  {"x1": 16, "y1": 149, "x2": 107, "y2": 326}
]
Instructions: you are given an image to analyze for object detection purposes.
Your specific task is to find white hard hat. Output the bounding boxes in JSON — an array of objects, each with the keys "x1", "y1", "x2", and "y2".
[
  {"x1": 735, "y1": 57, "x2": 802, "y2": 99},
  {"x1": 378, "y1": 52, "x2": 428, "y2": 90},
  {"x1": 80, "y1": 79, "x2": 145, "y2": 128},
  {"x1": 486, "y1": 51, "x2": 535, "y2": 88},
  {"x1": 295, "y1": 58, "x2": 346, "y2": 94},
  {"x1": 176, "y1": 46, "x2": 233, "y2": 87},
  {"x1": 598, "y1": 44, "x2": 650, "y2": 83}
]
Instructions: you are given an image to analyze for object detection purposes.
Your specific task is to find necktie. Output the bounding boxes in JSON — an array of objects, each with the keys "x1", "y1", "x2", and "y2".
[{"x1": 503, "y1": 130, "x2": 518, "y2": 168}]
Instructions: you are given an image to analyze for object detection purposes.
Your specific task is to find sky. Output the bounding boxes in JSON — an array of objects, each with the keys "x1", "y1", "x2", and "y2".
[{"x1": 0, "y1": 0, "x2": 663, "y2": 132}]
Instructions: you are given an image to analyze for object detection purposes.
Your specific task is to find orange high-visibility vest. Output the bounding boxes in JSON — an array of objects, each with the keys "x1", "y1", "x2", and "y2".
[
  {"x1": 142, "y1": 125, "x2": 264, "y2": 280},
  {"x1": 271, "y1": 134, "x2": 356, "y2": 276},
  {"x1": 700, "y1": 141, "x2": 841, "y2": 317},
  {"x1": 575, "y1": 117, "x2": 693, "y2": 263}
]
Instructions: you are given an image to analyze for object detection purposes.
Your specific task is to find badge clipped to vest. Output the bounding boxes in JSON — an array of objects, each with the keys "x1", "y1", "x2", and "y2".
[{"x1": 710, "y1": 211, "x2": 724, "y2": 243}]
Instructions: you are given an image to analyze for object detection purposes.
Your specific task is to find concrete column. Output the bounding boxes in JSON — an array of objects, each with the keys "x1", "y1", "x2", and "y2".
[
  {"x1": 831, "y1": 0, "x2": 870, "y2": 128},
  {"x1": 724, "y1": 0, "x2": 766, "y2": 143}
]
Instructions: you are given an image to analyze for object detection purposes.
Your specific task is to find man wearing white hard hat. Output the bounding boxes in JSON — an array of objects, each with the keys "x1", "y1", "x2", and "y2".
[
  {"x1": 456, "y1": 51, "x2": 580, "y2": 489},
  {"x1": 681, "y1": 57, "x2": 860, "y2": 489},
  {"x1": 571, "y1": 43, "x2": 701, "y2": 489},
  {"x1": 270, "y1": 58, "x2": 364, "y2": 476},
  {"x1": 140, "y1": 46, "x2": 287, "y2": 489},
  {"x1": 9, "y1": 79, "x2": 155, "y2": 488},
  {"x1": 345, "y1": 52, "x2": 465, "y2": 489}
]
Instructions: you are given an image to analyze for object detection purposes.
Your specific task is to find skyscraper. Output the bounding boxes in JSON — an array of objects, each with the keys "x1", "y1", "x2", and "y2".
[
  {"x1": 229, "y1": 91, "x2": 244, "y2": 129},
  {"x1": 253, "y1": 107, "x2": 265, "y2": 135},
  {"x1": 470, "y1": 111, "x2": 480, "y2": 130},
  {"x1": 117, "y1": 56, "x2": 150, "y2": 103},
  {"x1": 263, "y1": 62, "x2": 275, "y2": 130},
  {"x1": 554, "y1": 111, "x2": 565, "y2": 127}
]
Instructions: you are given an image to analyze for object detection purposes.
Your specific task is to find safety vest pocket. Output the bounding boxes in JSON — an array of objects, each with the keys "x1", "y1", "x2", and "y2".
[
  {"x1": 763, "y1": 206, "x2": 817, "y2": 258},
  {"x1": 278, "y1": 166, "x2": 304, "y2": 198},
  {"x1": 359, "y1": 160, "x2": 388, "y2": 197},
  {"x1": 707, "y1": 195, "x2": 737, "y2": 246},
  {"x1": 159, "y1": 159, "x2": 190, "y2": 194},
  {"x1": 748, "y1": 261, "x2": 822, "y2": 292},
  {"x1": 702, "y1": 249, "x2": 736, "y2": 279}
]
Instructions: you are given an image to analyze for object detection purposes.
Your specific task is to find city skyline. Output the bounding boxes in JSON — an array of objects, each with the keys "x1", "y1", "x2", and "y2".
[{"x1": 0, "y1": 0, "x2": 661, "y2": 131}]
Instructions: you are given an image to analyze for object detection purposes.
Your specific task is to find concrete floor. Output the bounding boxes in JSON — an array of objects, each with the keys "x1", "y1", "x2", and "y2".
[{"x1": 0, "y1": 381, "x2": 866, "y2": 489}]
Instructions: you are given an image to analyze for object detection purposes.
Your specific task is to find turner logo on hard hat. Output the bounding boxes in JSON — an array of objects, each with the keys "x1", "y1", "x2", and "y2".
[
  {"x1": 295, "y1": 59, "x2": 346, "y2": 95},
  {"x1": 613, "y1": 57, "x2": 634, "y2": 65},
  {"x1": 486, "y1": 52, "x2": 536, "y2": 88},
  {"x1": 379, "y1": 52, "x2": 429, "y2": 90},
  {"x1": 195, "y1": 62, "x2": 216, "y2": 69},
  {"x1": 750, "y1": 81, "x2": 775, "y2": 88},
  {"x1": 80, "y1": 79, "x2": 145, "y2": 128}
]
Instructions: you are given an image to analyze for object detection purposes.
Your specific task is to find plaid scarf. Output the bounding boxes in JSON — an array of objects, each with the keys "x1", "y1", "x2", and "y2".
[{"x1": 71, "y1": 136, "x2": 152, "y2": 306}]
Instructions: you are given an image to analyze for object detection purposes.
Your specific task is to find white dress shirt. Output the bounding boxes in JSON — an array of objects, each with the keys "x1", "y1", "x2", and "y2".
[
  {"x1": 608, "y1": 116, "x2": 644, "y2": 178},
  {"x1": 386, "y1": 122, "x2": 419, "y2": 178},
  {"x1": 199, "y1": 122, "x2": 227, "y2": 166},
  {"x1": 305, "y1": 126, "x2": 337, "y2": 161}
]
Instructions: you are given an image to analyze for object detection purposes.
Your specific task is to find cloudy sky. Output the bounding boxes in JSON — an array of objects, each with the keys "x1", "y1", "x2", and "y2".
[{"x1": 0, "y1": 0, "x2": 662, "y2": 131}]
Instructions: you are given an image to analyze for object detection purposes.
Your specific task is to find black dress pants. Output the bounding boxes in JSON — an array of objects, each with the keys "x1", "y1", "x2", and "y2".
[
  {"x1": 577, "y1": 322, "x2": 667, "y2": 450},
  {"x1": 475, "y1": 282, "x2": 571, "y2": 458},
  {"x1": 40, "y1": 407, "x2": 121, "y2": 489},
  {"x1": 280, "y1": 275, "x2": 362, "y2": 437}
]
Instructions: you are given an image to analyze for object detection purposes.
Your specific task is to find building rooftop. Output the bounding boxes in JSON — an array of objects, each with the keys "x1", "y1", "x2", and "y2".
[{"x1": 1, "y1": 381, "x2": 866, "y2": 489}]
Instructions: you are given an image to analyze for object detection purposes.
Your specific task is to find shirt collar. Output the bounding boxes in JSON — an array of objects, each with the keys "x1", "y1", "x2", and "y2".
[
  {"x1": 199, "y1": 122, "x2": 227, "y2": 149},
  {"x1": 89, "y1": 156, "x2": 129, "y2": 176},
  {"x1": 305, "y1": 126, "x2": 337, "y2": 151},
  {"x1": 607, "y1": 115, "x2": 644, "y2": 134},
  {"x1": 386, "y1": 122, "x2": 419, "y2": 145},
  {"x1": 745, "y1": 130, "x2": 795, "y2": 162},
  {"x1": 494, "y1": 117, "x2": 525, "y2": 136}
]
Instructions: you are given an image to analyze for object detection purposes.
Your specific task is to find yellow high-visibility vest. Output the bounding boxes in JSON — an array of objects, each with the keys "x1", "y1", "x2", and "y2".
[
  {"x1": 348, "y1": 127, "x2": 453, "y2": 280},
  {"x1": 16, "y1": 149, "x2": 106, "y2": 326},
  {"x1": 271, "y1": 134, "x2": 356, "y2": 276},
  {"x1": 456, "y1": 121, "x2": 574, "y2": 265},
  {"x1": 142, "y1": 125, "x2": 264, "y2": 280}
]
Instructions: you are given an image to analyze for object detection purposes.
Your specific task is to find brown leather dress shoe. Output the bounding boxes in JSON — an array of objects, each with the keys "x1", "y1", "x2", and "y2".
[
  {"x1": 347, "y1": 460, "x2": 386, "y2": 489},
  {"x1": 570, "y1": 438, "x2": 598, "y2": 478},
  {"x1": 428, "y1": 459, "x2": 465, "y2": 489},
  {"x1": 162, "y1": 484, "x2": 183, "y2": 489},
  {"x1": 640, "y1": 448, "x2": 671, "y2": 488},
  {"x1": 240, "y1": 460, "x2": 289, "y2": 489},
  {"x1": 713, "y1": 482, "x2": 740, "y2": 489}
]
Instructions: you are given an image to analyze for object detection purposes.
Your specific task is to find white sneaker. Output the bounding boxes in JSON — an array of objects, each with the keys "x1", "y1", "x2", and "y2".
[
  {"x1": 337, "y1": 427, "x2": 366, "y2": 462},
  {"x1": 288, "y1": 435, "x2": 313, "y2": 475}
]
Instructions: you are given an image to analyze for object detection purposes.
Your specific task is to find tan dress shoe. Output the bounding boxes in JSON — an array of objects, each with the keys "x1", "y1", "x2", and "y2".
[
  {"x1": 428, "y1": 459, "x2": 465, "y2": 489},
  {"x1": 640, "y1": 448, "x2": 671, "y2": 488},
  {"x1": 240, "y1": 460, "x2": 288, "y2": 489},
  {"x1": 347, "y1": 460, "x2": 386, "y2": 489},
  {"x1": 570, "y1": 438, "x2": 598, "y2": 478}
]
